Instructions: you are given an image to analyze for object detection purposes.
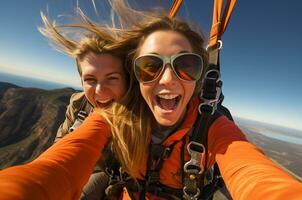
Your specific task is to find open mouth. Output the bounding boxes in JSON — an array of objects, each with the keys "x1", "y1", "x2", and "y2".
[
  {"x1": 156, "y1": 94, "x2": 181, "y2": 111},
  {"x1": 95, "y1": 99, "x2": 114, "y2": 108}
]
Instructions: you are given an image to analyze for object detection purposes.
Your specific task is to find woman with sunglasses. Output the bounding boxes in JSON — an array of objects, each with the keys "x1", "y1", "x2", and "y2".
[{"x1": 0, "y1": 1, "x2": 302, "y2": 200}]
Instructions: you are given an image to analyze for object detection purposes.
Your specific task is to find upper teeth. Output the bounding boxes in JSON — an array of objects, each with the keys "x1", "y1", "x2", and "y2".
[
  {"x1": 157, "y1": 94, "x2": 178, "y2": 99},
  {"x1": 97, "y1": 99, "x2": 111, "y2": 104}
]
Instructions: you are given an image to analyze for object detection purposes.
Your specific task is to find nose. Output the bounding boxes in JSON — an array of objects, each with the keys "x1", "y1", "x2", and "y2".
[
  {"x1": 95, "y1": 82, "x2": 111, "y2": 98},
  {"x1": 94, "y1": 82, "x2": 111, "y2": 100},
  {"x1": 158, "y1": 64, "x2": 177, "y2": 86},
  {"x1": 95, "y1": 82, "x2": 104, "y2": 94}
]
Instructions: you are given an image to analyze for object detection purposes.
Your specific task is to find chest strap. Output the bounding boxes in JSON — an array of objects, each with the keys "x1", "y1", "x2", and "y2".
[{"x1": 140, "y1": 141, "x2": 177, "y2": 199}]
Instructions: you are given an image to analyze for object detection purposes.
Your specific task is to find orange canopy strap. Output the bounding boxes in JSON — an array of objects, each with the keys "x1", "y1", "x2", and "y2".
[
  {"x1": 209, "y1": 0, "x2": 236, "y2": 48},
  {"x1": 169, "y1": 0, "x2": 183, "y2": 18}
]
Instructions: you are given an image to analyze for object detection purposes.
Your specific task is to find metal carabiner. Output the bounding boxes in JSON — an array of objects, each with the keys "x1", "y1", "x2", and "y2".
[
  {"x1": 184, "y1": 141, "x2": 205, "y2": 174},
  {"x1": 183, "y1": 187, "x2": 201, "y2": 200},
  {"x1": 206, "y1": 40, "x2": 223, "y2": 51},
  {"x1": 198, "y1": 86, "x2": 221, "y2": 115},
  {"x1": 198, "y1": 68, "x2": 222, "y2": 115},
  {"x1": 183, "y1": 142, "x2": 205, "y2": 200}
]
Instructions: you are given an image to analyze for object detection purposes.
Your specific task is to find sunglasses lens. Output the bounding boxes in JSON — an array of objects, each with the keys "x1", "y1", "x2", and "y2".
[
  {"x1": 174, "y1": 54, "x2": 203, "y2": 81},
  {"x1": 134, "y1": 56, "x2": 163, "y2": 82}
]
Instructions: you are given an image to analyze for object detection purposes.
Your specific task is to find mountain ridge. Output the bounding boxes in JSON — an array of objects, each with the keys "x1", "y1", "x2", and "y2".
[{"x1": 0, "y1": 82, "x2": 75, "y2": 169}]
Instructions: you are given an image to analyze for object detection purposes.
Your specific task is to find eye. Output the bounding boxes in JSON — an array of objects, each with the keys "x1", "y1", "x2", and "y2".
[
  {"x1": 84, "y1": 77, "x2": 97, "y2": 84},
  {"x1": 108, "y1": 76, "x2": 119, "y2": 80}
]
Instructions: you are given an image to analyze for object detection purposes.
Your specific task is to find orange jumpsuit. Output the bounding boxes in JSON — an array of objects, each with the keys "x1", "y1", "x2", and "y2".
[{"x1": 0, "y1": 101, "x2": 301, "y2": 200}]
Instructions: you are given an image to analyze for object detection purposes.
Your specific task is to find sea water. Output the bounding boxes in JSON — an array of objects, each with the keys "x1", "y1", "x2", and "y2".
[
  {"x1": 0, "y1": 72, "x2": 80, "y2": 90},
  {"x1": 235, "y1": 117, "x2": 302, "y2": 145}
]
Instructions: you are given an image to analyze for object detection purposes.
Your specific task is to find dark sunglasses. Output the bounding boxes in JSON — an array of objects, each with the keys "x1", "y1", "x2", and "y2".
[{"x1": 134, "y1": 52, "x2": 203, "y2": 83}]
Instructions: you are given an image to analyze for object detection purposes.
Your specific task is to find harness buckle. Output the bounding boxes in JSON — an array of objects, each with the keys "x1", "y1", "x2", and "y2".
[
  {"x1": 184, "y1": 141, "x2": 205, "y2": 174},
  {"x1": 199, "y1": 69, "x2": 222, "y2": 115},
  {"x1": 198, "y1": 86, "x2": 221, "y2": 115},
  {"x1": 69, "y1": 110, "x2": 88, "y2": 132},
  {"x1": 206, "y1": 40, "x2": 223, "y2": 51},
  {"x1": 183, "y1": 187, "x2": 201, "y2": 200},
  {"x1": 183, "y1": 141, "x2": 205, "y2": 200}
]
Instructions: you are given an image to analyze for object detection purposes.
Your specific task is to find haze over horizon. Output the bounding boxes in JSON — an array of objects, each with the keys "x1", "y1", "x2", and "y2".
[{"x1": 0, "y1": 0, "x2": 301, "y2": 131}]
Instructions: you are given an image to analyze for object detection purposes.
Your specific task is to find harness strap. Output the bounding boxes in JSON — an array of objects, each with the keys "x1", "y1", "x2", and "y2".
[
  {"x1": 169, "y1": 0, "x2": 183, "y2": 18},
  {"x1": 169, "y1": 0, "x2": 236, "y2": 49},
  {"x1": 209, "y1": 0, "x2": 237, "y2": 48},
  {"x1": 123, "y1": 179, "x2": 183, "y2": 200},
  {"x1": 140, "y1": 141, "x2": 178, "y2": 199},
  {"x1": 194, "y1": 3, "x2": 237, "y2": 191},
  {"x1": 180, "y1": 136, "x2": 187, "y2": 184},
  {"x1": 69, "y1": 96, "x2": 92, "y2": 132},
  {"x1": 146, "y1": 183, "x2": 182, "y2": 200},
  {"x1": 208, "y1": 0, "x2": 237, "y2": 71},
  {"x1": 200, "y1": 163, "x2": 227, "y2": 200},
  {"x1": 183, "y1": 67, "x2": 223, "y2": 199}
]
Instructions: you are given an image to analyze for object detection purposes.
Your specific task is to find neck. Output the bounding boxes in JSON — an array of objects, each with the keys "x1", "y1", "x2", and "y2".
[{"x1": 152, "y1": 111, "x2": 186, "y2": 140}]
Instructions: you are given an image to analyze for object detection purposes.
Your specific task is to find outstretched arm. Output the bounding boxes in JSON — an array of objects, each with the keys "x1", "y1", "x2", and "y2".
[
  {"x1": 209, "y1": 116, "x2": 302, "y2": 200},
  {"x1": 0, "y1": 112, "x2": 111, "y2": 200}
]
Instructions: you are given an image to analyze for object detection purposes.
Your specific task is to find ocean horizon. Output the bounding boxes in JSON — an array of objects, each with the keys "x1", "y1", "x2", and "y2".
[
  {"x1": 0, "y1": 71, "x2": 81, "y2": 90},
  {"x1": 235, "y1": 117, "x2": 302, "y2": 145}
]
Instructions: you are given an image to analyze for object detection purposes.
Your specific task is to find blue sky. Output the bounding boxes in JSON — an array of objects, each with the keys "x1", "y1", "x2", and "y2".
[{"x1": 0, "y1": 0, "x2": 301, "y2": 131}]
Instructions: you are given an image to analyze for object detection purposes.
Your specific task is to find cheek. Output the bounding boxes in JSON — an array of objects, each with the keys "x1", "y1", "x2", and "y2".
[
  {"x1": 139, "y1": 84, "x2": 153, "y2": 103},
  {"x1": 83, "y1": 83, "x2": 91, "y2": 91},
  {"x1": 119, "y1": 78, "x2": 128, "y2": 96},
  {"x1": 183, "y1": 82, "x2": 196, "y2": 101},
  {"x1": 83, "y1": 84, "x2": 94, "y2": 98},
  {"x1": 82, "y1": 86, "x2": 95, "y2": 106},
  {"x1": 107, "y1": 80, "x2": 127, "y2": 99},
  {"x1": 113, "y1": 85, "x2": 126, "y2": 99}
]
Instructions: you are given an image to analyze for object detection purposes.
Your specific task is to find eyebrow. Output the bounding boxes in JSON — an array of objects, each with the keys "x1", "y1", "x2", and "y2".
[
  {"x1": 178, "y1": 50, "x2": 190, "y2": 54},
  {"x1": 83, "y1": 72, "x2": 122, "y2": 77},
  {"x1": 105, "y1": 72, "x2": 123, "y2": 77},
  {"x1": 147, "y1": 50, "x2": 190, "y2": 55},
  {"x1": 82, "y1": 74, "x2": 95, "y2": 78}
]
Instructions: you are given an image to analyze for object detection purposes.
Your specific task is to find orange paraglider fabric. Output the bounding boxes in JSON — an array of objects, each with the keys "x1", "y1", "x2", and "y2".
[
  {"x1": 169, "y1": 0, "x2": 183, "y2": 18},
  {"x1": 169, "y1": 0, "x2": 236, "y2": 47},
  {"x1": 209, "y1": 0, "x2": 237, "y2": 47}
]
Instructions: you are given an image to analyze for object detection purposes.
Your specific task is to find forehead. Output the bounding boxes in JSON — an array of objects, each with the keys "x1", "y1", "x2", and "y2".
[
  {"x1": 79, "y1": 52, "x2": 123, "y2": 74},
  {"x1": 139, "y1": 30, "x2": 193, "y2": 55}
]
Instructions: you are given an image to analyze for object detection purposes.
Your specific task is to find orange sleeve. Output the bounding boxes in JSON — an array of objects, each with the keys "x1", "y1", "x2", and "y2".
[
  {"x1": 0, "y1": 112, "x2": 111, "y2": 200},
  {"x1": 208, "y1": 116, "x2": 302, "y2": 200}
]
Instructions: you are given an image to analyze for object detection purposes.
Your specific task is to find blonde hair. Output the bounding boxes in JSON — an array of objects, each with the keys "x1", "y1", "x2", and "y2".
[
  {"x1": 39, "y1": 0, "x2": 209, "y2": 178},
  {"x1": 39, "y1": 11, "x2": 125, "y2": 76}
]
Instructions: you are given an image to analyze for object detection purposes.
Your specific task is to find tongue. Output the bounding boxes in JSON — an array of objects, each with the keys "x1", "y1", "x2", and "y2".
[{"x1": 159, "y1": 98, "x2": 176, "y2": 110}]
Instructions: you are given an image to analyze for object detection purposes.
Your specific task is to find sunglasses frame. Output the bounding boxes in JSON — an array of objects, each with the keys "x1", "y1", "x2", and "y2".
[{"x1": 134, "y1": 52, "x2": 203, "y2": 83}]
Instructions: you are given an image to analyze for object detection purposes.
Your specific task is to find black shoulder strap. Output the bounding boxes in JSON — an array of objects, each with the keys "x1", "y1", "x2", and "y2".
[
  {"x1": 78, "y1": 95, "x2": 93, "y2": 115},
  {"x1": 69, "y1": 95, "x2": 93, "y2": 132},
  {"x1": 182, "y1": 39, "x2": 234, "y2": 199}
]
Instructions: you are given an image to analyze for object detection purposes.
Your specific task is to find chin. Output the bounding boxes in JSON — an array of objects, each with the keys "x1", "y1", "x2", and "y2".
[{"x1": 155, "y1": 116, "x2": 178, "y2": 127}]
